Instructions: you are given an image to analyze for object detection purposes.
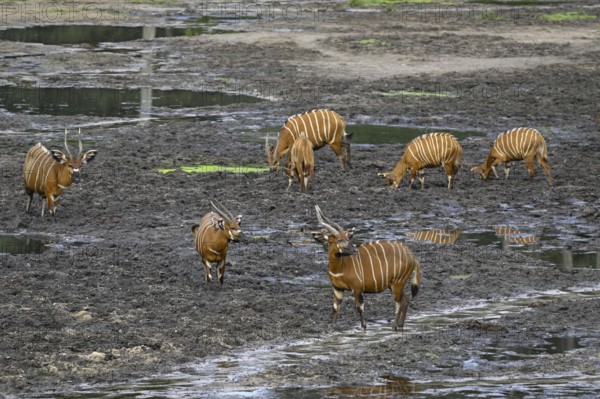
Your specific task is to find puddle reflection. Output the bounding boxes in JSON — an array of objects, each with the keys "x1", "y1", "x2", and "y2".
[
  {"x1": 0, "y1": 86, "x2": 263, "y2": 117},
  {"x1": 481, "y1": 336, "x2": 584, "y2": 362},
  {"x1": 0, "y1": 234, "x2": 47, "y2": 254},
  {"x1": 457, "y1": 226, "x2": 597, "y2": 269},
  {"x1": 327, "y1": 375, "x2": 417, "y2": 398},
  {"x1": 0, "y1": 24, "x2": 221, "y2": 45},
  {"x1": 348, "y1": 125, "x2": 484, "y2": 145},
  {"x1": 408, "y1": 229, "x2": 461, "y2": 245},
  {"x1": 493, "y1": 225, "x2": 540, "y2": 245},
  {"x1": 531, "y1": 248, "x2": 598, "y2": 270}
]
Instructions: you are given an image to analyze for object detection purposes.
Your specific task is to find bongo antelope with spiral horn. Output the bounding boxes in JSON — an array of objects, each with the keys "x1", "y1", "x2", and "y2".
[
  {"x1": 191, "y1": 200, "x2": 244, "y2": 286},
  {"x1": 23, "y1": 129, "x2": 97, "y2": 217},
  {"x1": 312, "y1": 206, "x2": 422, "y2": 331}
]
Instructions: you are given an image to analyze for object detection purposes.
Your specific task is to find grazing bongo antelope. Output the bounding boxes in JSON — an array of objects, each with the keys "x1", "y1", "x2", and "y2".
[
  {"x1": 313, "y1": 206, "x2": 422, "y2": 331},
  {"x1": 265, "y1": 109, "x2": 351, "y2": 172},
  {"x1": 408, "y1": 229, "x2": 461, "y2": 245},
  {"x1": 288, "y1": 136, "x2": 315, "y2": 192},
  {"x1": 191, "y1": 200, "x2": 243, "y2": 286},
  {"x1": 378, "y1": 133, "x2": 462, "y2": 190},
  {"x1": 23, "y1": 129, "x2": 97, "y2": 217},
  {"x1": 471, "y1": 127, "x2": 552, "y2": 187}
]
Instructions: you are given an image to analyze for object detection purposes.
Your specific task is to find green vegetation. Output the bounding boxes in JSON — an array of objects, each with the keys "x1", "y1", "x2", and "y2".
[
  {"x1": 157, "y1": 168, "x2": 177, "y2": 174},
  {"x1": 449, "y1": 274, "x2": 472, "y2": 280},
  {"x1": 348, "y1": 124, "x2": 485, "y2": 144},
  {"x1": 158, "y1": 165, "x2": 269, "y2": 174},
  {"x1": 128, "y1": 0, "x2": 185, "y2": 6},
  {"x1": 182, "y1": 27, "x2": 207, "y2": 36},
  {"x1": 540, "y1": 12, "x2": 597, "y2": 21},
  {"x1": 480, "y1": 11, "x2": 504, "y2": 20},
  {"x1": 357, "y1": 38, "x2": 389, "y2": 46},
  {"x1": 379, "y1": 90, "x2": 451, "y2": 98},
  {"x1": 468, "y1": 0, "x2": 562, "y2": 5},
  {"x1": 348, "y1": 0, "x2": 442, "y2": 7}
]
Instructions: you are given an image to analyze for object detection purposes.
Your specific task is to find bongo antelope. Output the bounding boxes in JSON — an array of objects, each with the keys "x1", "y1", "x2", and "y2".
[
  {"x1": 23, "y1": 129, "x2": 97, "y2": 216},
  {"x1": 265, "y1": 109, "x2": 351, "y2": 172},
  {"x1": 288, "y1": 136, "x2": 315, "y2": 191},
  {"x1": 379, "y1": 133, "x2": 462, "y2": 189},
  {"x1": 191, "y1": 200, "x2": 243, "y2": 286},
  {"x1": 471, "y1": 127, "x2": 552, "y2": 187},
  {"x1": 313, "y1": 206, "x2": 422, "y2": 331}
]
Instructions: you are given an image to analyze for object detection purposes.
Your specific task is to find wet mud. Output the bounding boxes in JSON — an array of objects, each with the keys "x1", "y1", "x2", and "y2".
[{"x1": 1, "y1": 0, "x2": 600, "y2": 396}]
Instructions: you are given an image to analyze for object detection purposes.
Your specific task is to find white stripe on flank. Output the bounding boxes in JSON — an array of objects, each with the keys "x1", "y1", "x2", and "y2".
[
  {"x1": 407, "y1": 145, "x2": 418, "y2": 163},
  {"x1": 363, "y1": 244, "x2": 378, "y2": 292},
  {"x1": 43, "y1": 161, "x2": 55, "y2": 193},
  {"x1": 376, "y1": 241, "x2": 388, "y2": 289},
  {"x1": 333, "y1": 113, "x2": 339, "y2": 145},
  {"x1": 356, "y1": 250, "x2": 366, "y2": 291},
  {"x1": 440, "y1": 135, "x2": 447, "y2": 163},
  {"x1": 350, "y1": 255, "x2": 363, "y2": 287},
  {"x1": 392, "y1": 242, "x2": 398, "y2": 283},
  {"x1": 424, "y1": 136, "x2": 435, "y2": 165},
  {"x1": 325, "y1": 110, "x2": 333, "y2": 144},
  {"x1": 283, "y1": 125, "x2": 296, "y2": 140},
  {"x1": 31, "y1": 149, "x2": 49, "y2": 192},
  {"x1": 510, "y1": 128, "x2": 520, "y2": 158},
  {"x1": 495, "y1": 133, "x2": 506, "y2": 159},
  {"x1": 524, "y1": 128, "x2": 532, "y2": 154},
  {"x1": 310, "y1": 110, "x2": 320, "y2": 143}
]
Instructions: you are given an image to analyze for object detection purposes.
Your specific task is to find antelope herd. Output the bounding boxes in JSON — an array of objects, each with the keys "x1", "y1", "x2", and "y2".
[{"x1": 22, "y1": 108, "x2": 554, "y2": 331}]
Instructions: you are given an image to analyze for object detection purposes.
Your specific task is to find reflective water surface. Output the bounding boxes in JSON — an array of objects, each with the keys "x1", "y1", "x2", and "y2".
[
  {"x1": 0, "y1": 24, "x2": 223, "y2": 45},
  {"x1": 0, "y1": 86, "x2": 263, "y2": 117},
  {"x1": 0, "y1": 234, "x2": 47, "y2": 254},
  {"x1": 34, "y1": 287, "x2": 600, "y2": 399}
]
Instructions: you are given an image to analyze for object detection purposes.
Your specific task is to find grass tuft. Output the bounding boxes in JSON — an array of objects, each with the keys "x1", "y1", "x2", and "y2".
[{"x1": 540, "y1": 12, "x2": 597, "y2": 21}]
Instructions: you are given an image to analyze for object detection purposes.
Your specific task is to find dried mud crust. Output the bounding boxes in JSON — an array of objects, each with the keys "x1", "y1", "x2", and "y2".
[
  {"x1": 323, "y1": 33, "x2": 572, "y2": 58},
  {"x1": 1, "y1": 2, "x2": 600, "y2": 395}
]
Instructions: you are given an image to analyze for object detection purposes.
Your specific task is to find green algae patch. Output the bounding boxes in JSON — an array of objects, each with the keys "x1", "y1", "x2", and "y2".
[
  {"x1": 540, "y1": 12, "x2": 597, "y2": 22},
  {"x1": 349, "y1": 0, "x2": 444, "y2": 7},
  {"x1": 158, "y1": 165, "x2": 269, "y2": 174},
  {"x1": 449, "y1": 274, "x2": 472, "y2": 280},
  {"x1": 158, "y1": 168, "x2": 177, "y2": 174},
  {"x1": 379, "y1": 90, "x2": 452, "y2": 98},
  {"x1": 357, "y1": 38, "x2": 389, "y2": 46}
]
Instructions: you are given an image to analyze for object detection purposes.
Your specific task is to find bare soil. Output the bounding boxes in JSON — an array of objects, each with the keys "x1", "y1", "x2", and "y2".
[{"x1": 1, "y1": 0, "x2": 600, "y2": 396}]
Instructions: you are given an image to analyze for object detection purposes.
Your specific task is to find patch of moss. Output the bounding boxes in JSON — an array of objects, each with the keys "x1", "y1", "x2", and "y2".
[
  {"x1": 349, "y1": 0, "x2": 443, "y2": 7},
  {"x1": 357, "y1": 38, "x2": 389, "y2": 45},
  {"x1": 540, "y1": 12, "x2": 597, "y2": 21},
  {"x1": 158, "y1": 165, "x2": 269, "y2": 174},
  {"x1": 379, "y1": 90, "x2": 451, "y2": 98}
]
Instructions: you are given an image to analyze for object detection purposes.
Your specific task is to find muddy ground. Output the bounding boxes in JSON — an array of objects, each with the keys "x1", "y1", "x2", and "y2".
[{"x1": 1, "y1": 0, "x2": 600, "y2": 396}]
